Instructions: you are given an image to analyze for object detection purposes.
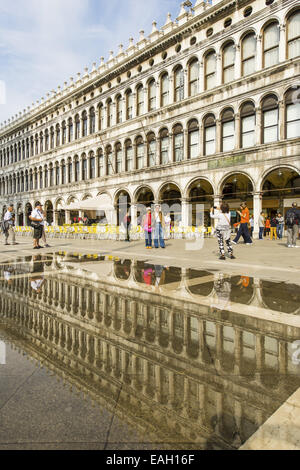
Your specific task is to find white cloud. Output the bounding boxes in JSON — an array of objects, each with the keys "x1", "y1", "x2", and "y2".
[{"x1": 0, "y1": 0, "x2": 181, "y2": 123}]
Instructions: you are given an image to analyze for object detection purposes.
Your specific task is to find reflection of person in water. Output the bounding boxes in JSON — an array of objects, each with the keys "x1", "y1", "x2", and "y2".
[
  {"x1": 236, "y1": 276, "x2": 250, "y2": 289},
  {"x1": 154, "y1": 265, "x2": 169, "y2": 287},
  {"x1": 211, "y1": 273, "x2": 231, "y2": 310},
  {"x1": 3, "y1": 266, "x2": 14, "y2": 285},
  {"x1": 30, "y1": 255, "x2": 45, "y2": 293}
]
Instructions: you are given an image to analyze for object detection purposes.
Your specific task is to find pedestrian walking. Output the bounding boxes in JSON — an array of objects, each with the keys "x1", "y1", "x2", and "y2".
[
  {"x1": 276, "y1": 212, "x2": 284, "y2": 239},
  {"x1": 41, "y1": 210, "x2": 50, "y2": 247},
  {"x1": 249, "y1": 214, "x2": 254, "y2": 238},
  {"x1": 123, "y1": 211, "x2": 131, "y2": 242},
  {"x1": 29, "y1": 202, "x2": 44, "y2": 249},
  {"x1": 154, "y1": 206, "x2": 165, "y2": 249},
  {"x1": 142, "y1": 208, "x2": 152, "y2": 249},
  {"x1": 264, "y1": 217, "x2": 271, "y2": 238},
  {"x1": 232, "y1": 202, "x2": 252, "y2": 245},
  {"x1": 210, "y1": 203, "x2": 235, "y2": 260},
  {"x1": 259, "y1": 212, "x2": 265, "y2": 240},
  {"x1": 2, "y1": 205, "x2": 18, "y2": 245},
  {"x1": 285, "y1": 203, "x2": 300, "y2": 248},
  {"x1": 270, "y1": 215, "x2": 278, "y2": 240}
]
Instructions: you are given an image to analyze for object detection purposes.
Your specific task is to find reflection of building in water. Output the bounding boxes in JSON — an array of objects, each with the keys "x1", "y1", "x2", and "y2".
[{"x1": 0, "y1": 257, "x2": 300, "y2": 449}]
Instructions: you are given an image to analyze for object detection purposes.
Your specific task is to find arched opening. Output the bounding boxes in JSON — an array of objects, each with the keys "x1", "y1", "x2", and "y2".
[
  {"x1": 56, "y1": 199, "x2": 65, "y2": 226},
  {"x1": 115, "y1": 190, "x2": 131, "y2": 226},
  {"x1": 44, "y1": 201, "x2": 53, "y2": 224},
  {"x1": 221, "y1": 173, "x2": 254, "y2": 226},
  {"x1": 67, "y1": 197, "x2": 79, "y2": 224},
  {"x1": 187, "y1": 179, "x2": 214, "y2": 227},
  {"x1": 17, "y1": 204, "x2": 23, "y2": 226},
  {"x1": 159, "y1": 183, "x2": 182, "y2": 226},
  {"x1": 261, "y1": 167, "x2": 300, "y2": 217},
  {"x1": 25, "y1": 203, "x2": 33, "y2": 225}
]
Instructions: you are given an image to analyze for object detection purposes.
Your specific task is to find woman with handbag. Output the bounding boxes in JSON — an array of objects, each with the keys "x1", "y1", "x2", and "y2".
[
  {"x1": 29, "y1": 202, "x2": 44, "y2": 249},
  {"x1": 210, "y1": 203, "x2": 235, "y2": 260},
  {"x1": 142, "y1": 208, "x2": 152, "y2": 249}
]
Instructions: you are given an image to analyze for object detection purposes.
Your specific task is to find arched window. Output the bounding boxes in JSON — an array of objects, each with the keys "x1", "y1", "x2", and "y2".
[
  {"x1": 188, "y1": 120, "x2": 199, "y2": 159},
  {"x1": 160, "y1": 73, "x2": 169, "y2": 106},
  {"x1": 174, "y1": 66, "x2": 184, "y2": 102},
  {"x1": 35, "y1": 136, "x2": 38, "y2": 155},
  {"x1": 98, "y1": 149, "x2": 104, "y2": 177},
  {"x1": 189, "y1": 59, "x2": 199, "y2": 97},
  {"x1": 56, "y1": 125, "x2": 60, "y2": 147},
  {"x1": 50, "y1": 128, "x2": 54, "y2": 149},
  {"x1": 173, "y1": 124, "x2": 184, "y2": 162},
  {"x1": 160, "y1": 129, "x2": 169, "y2": 164},
  {"x1": 22, "y1": 141, "x2": 25, "y2": 160},
  {"x1": 148, "y1": 79, "x2": 156, "y2": 111},
  {"x1": 75, "y1": 115, "x2": 80, "y2": 139},
  {"x1": 68, "y1": 118, "x2": 73, "y2": 142},
  {"x1": 116, "y1": 95, "x2": 123, "y2": 123},
  {"x1": 90, "y1": 153, "x2": 96, "y2": 179},
  {"x1": 74, "y1": 157, "x2": 80, "y2": 182},
  {"x1": 82, "y1": 111, "x2": 88, "y2": 137},
  {"x1": 221, "y1": 108, "x2": 235, "y2": 151},
  {"x1": 62, "y1": 121, "x2": 66, "y2": 144},
  {"x1": 223, "y1": 42, "x2": 235, "y2": 84},
  {"x1": 98, "y1": 104, "x2": 104, "y2": 130},
  {"x1": 26, "y1": 139, "x2": 30, "y2": 158},
  {"x1": 136, "y1": 85, "x2": 144, "y2": 116},
  {"x1": 242, "y1": 33, "x2": 256, "y2": 76},
  {"x1": 147, "y1": 133, "x2": 156, "y2": 167},
  {"x1": 262, "y1": 95, "x2": 278, "y2": 143},
  {"x1": 82, "y1": 156, "x2": 87, "y2": 180},
  {"x1": 49, "y1": 165, "x2": 54, "y2": 187},
  {"x1": 116, "y1": 143, "x2": 122, "y2": 173},
  {"x1": 125, "y1": 140, "x2": 133, "y2": 171},
  {"x1": 204, "y1": 114, "x2": 216, "y2": 155},
  {"x1": 107, "y1": 99, "x2": 113, "y2": 127},
  {"x1": 25, "y1": 171, "x2": 29, "y2": 191},
  {"x1": 106, "y1": 145, "x2": 114, "y2": 175},
  {"x1": 44, "y1": 167, "x2": 48, "y2": 188},
  {"x1": 285, "y1": 87, "x2": 300, "y2": 139},
  {"x1": 287, "y1": 10, "x2": 300, "y2": 59},
  {"x1": 205, "y1": 51, "x2": 216, "y2": 90},
  {"x1": 126, "y1": 90, "x2": 133, "y2": 120},
  {"x1": 89, "y1": 108, "x2": 95, "y2": 134},
  {"x1": 45, "y1": 131, "x2": 49, "y2": 151},
  {"x1": 56, "y1": 163, "x2": 60, "y2": 186},
  {"x1": 68, "y1": 160, "x2": 73, "y2": 183},
  {"x1": 61, "y1": 161, "x2": 66, "y2": 185},
  {"x1": 136, "y1": 136, "x2": 144, "y2": 169},
  {"x1": 240, "y1": 102, "x2": 256, "y2": 148},
  {"x1": 39, "y1": 133, "x2": 43, "y2": 153},
  {"x1": 263, "y1": 22, "x2": 280, "y2": 67}
]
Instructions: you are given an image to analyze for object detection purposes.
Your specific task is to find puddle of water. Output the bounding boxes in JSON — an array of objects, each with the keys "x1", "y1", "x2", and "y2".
[{"x1": 0, "y1": 252, "x2": 300, "y2": 450}]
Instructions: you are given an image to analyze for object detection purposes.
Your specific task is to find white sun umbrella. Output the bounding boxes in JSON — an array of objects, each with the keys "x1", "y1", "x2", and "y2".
[{"x1": 64, "y1": 195, "x2": 115, "y2": 224}]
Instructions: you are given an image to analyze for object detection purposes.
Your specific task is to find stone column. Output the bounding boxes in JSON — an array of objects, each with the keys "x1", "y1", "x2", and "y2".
[
  {"x1": 54, "y1": 210, "x2": 59, "y2": 226},
  {"x1": 87, "y1": 155, "x2": 91, "y2": 180},
  {"x1": 65, "y1": 210, "x2": 71, "y2": 224},
  {"x1": 216, "y1": 53, "x2": 221, "y2": 87},
  {"x1": 215, "y1": 119, "x2": 221, "y2": 153},
  {"x1": 235, "y1": 113, "x2": 241, "y2": 150},
  {"x1": 253, "y1": 192, "x2": 262, "y2": 240},
  {"x1": 168, "y1": 132, "x2": 173, "y2": 164},
  {"x1": 199, "y1": 62, "x2": 204, "y2": 93},
  {"x1": 130, "y1": 204, "x2": 137, "y2": 228},
  {"x1": 184, "y1": 68, "x2": 189, "y2": 99},
  {"x1": 156, "y1": 138, "x2": 161, "y2": 166},
  {"x1": 234, "y1": 45, "x2": 241, "y2": 81},
  {"x1": 279, "y1": 100, "x2": 285, "y2": 141},
  {"x1": 279, "y1": 24, "x2": 286, "y2": 63},
  {"x1": 256, "y1": 107, "x2": 262, "y2": 145},
  {"x1": 184, "y1": 129, "x2": 189, "y2": 161},
  {"x1": 256, "y1": 35, "x2": 262, "y2": 71},
  {"x1": 181, "y1": 198, "x2": 190, "y2": 228}
]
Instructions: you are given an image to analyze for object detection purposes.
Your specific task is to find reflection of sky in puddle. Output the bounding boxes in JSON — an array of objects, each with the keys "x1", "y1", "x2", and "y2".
[{"x1": 0, "y1": 251, "x2": 300, "y2": 450}]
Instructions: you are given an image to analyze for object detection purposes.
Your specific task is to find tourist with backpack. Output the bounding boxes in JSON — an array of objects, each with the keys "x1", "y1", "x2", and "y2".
[
  {"x1": 285, "y1": 203, "x2": 300, "y2": 248},
  {"x1": 2, "y1": 205, "x2": 18, "y2": 245}
]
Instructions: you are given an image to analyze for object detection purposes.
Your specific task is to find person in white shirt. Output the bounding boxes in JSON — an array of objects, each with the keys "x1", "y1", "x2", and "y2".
[
  {"x1": 2, "y1": 205, "x2": 17, "y2": 245},
  {"x1": 210, "y1": 203, "x2": 235, "y2": 260},
  {"x1": 29, "y1": 202, "x2": 44, "y2": 249}
]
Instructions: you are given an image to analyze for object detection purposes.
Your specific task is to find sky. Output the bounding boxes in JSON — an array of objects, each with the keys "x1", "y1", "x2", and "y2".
[{"x1": 0, "y1": 0, "x2": 185, "y2": 124}]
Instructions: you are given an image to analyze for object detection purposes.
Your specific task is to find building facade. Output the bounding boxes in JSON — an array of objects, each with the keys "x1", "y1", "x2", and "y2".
[{"x1": 0, "y1": 0, "x2": 299, "y2": 236}]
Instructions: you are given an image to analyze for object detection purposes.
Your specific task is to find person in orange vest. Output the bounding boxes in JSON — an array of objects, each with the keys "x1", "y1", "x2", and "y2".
[
  {"x1": 232, "y1": 202, "x2": 252, "y2": 245},
  {"x1": 264, "y1": 217, "x2": 271, "y2": 238}
]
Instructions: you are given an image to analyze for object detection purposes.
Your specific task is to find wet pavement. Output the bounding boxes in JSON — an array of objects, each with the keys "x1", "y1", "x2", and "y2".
[{"x1": 0, "y1": 251, "x2": 300, "y2": 450}]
